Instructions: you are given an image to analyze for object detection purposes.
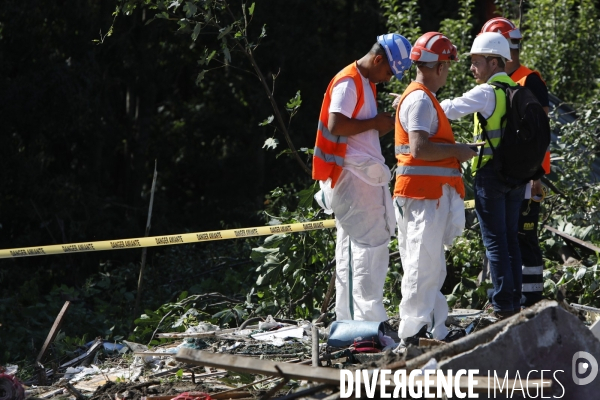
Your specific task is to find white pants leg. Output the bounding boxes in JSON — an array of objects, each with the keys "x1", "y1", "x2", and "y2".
[
  {"x1": 330, "y1": 169, "x2": 394, "y2": 322},
  {"x1": 395, "y1": 185, "x2": 465, "y2": 340}
]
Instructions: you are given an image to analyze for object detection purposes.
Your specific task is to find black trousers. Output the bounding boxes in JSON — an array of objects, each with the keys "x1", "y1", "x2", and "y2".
[{"x1": 518, "y1": 199, "x2": 544, "y2": 307}]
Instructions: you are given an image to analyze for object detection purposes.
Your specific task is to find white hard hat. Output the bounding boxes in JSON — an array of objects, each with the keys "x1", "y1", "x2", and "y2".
[{"x1": 469, "y1": 32, "x2": 512, "y2": 61}]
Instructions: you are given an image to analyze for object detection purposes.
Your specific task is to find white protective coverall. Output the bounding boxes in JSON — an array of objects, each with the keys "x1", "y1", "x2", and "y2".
[
  {"x1": 394, "y1": 89, "x2": 466, "y2": 341},
  {"x1": 314, "y1": 72, "x2": 395, "y2": 322},
  {"x1": 395, "y1": 185, "x2": 464, "y2": 340},
  {"x1": 316, "y1": 156, "x2": 395, "y2": 322}
]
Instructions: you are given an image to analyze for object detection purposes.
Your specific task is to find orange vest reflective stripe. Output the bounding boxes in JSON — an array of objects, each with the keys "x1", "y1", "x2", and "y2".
[
  {"x1": 393, "y1": 82, "x2": 465, "y2": 200},
  {"x1": 312, "y1": 62, "x2": 376, "y2": 187},
  {"x1": 511, "y1": 65, "x2": 551, "y2": 174}
]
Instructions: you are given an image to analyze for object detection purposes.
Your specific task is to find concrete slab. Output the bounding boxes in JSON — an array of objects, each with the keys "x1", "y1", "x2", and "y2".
[{"x1": 438, "y1": 300, "x2": 600, "y2": 399}]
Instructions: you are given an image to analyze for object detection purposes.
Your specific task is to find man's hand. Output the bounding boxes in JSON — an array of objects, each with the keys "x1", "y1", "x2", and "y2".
[
  {"x1": 328, "y1": 112, "x2": 394, "y2": 137},
  {"x1": 531, "y1": 179, "x2": 544, "y2": 198},
  {"x1": 390, "y1": 93, "x2": 401, "y2": 109},
  {"x1": 374, "y1": 112, "x2": 394, "y2": 137},
  {"x1": 454, "y1": 143, "x2": 478, "y2": 163}
]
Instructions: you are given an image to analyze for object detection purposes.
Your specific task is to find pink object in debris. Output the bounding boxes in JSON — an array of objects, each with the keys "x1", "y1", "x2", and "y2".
[
  {"x1": 0, "y1": 373, "x2": 25, "y2": 400},
  {"x1": 170, "y1": 392, "x2": 212, "y2": 400}
]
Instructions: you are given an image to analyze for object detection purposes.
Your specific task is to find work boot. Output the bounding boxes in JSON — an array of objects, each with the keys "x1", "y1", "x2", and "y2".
[
  {"x1": 442, "y1": 328, "x2": 466, "y2": 343},
  {"x1": 490, "y1": 310, "x2": 516, "y2": 320},
  {"x1": 401, "y1": 325, "x2": 431, "y2": 347}
]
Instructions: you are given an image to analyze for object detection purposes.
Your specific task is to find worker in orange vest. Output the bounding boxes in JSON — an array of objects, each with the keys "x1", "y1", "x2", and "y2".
[
  {"x1": 393, "y1": 32, "x2": 476, "y2": 345},
  {"x1": 480, "y1": 17, "x2": 550, "y2": 308},
  {"x1": 313, "y1": 34, "x2": 412, "y2": 321}
]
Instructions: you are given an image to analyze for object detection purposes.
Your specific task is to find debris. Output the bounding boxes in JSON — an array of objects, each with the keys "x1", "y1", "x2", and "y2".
[
  {"x1": 16, "y1": 298, "x2": 600, "y2": 400},
  {"x1": 60, "y1": 338, "x2": 105, "y2": 369},
  {"x1": 569, "y1": 303, "x2": 600, "y2": 314},
  {"x1": 250, "y1": 325, "x2": 305, "y2": 341},
  {"x1": 438, "y1": 300, "x2": 600, "y2": 397},
  {"x1": 175, "y1": 348, "x2": 341, "y2": 385},
  {"x1": 544, "y1": 224, "x2": 600, "y2": 254},
  {"x1": 36, "y1": 301, "x2": 72, "y2": 365},
  {"x1": 0, "y1": 373, "x2": 25, "y2": 400},
  {"x1": 258, "y1": 316, "x2": 282, "y2": 331},
  {"x1": 35, "y1": 301, "x2": 72, "y2": 385},
  {"x1": 311, "y1": 325, "x2": 319, "y2": 367},
  {"x1": 327, "y1": 320, "x2": 385, "y2": 348},
  {"x1": 170, "y1": 392, "x2": 212, "y2": 400},
  {"x1": 60, "y1": 381, "x2": 87, "y2": 400}
]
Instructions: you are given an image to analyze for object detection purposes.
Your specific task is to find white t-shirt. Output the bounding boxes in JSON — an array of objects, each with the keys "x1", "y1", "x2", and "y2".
[
  {"x1": 398, "y1": 89, "x2": 439, "y2": 137},
  {"x1": 328, "y1": 74, "x2": 383, "y2": 163}
]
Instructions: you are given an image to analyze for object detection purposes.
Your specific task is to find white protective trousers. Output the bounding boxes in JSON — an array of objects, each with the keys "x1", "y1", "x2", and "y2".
[
  {"x1": 395, "y1": 184, "x2": 465, "y2": 340},
  {"x1": 316, "y1": 158, "x2": 395, "y2": 322}
]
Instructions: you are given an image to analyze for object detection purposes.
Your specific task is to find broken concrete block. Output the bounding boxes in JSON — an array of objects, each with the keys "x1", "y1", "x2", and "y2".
[{"x1": 438, "y1": 300, "x2": 600, "y2": 398}]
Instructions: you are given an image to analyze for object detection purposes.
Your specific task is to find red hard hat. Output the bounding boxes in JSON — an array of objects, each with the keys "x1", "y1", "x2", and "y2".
[
  {"x1": 410, "y1": 32, "x2": 458, "y2": 63},
  {"x1": 480, "y1": 17, "x2": 522, "y2": 40}
]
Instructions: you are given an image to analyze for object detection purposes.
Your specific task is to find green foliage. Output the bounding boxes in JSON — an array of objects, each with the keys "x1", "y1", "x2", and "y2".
[
  {"x1": 248, "y1": 184, "x2": 335, "y2": 320},
  {"x1": 541, "y1": 102, "x2": 600, "y2": 257},
  {"x1": 377, "y1": 0, "x2": 420, "y2": 116},
  {"x1": 543, "y1": 261, "x2": 600, "y2": 307},
  {"x1": 379, "y1": 0, "x2": 421, "y2": 45},
  {"x1": 520, "y1": 0, "x2": 600, "y2": 103},
  {"x1": 437, "y1": 0, "x2": 475, "y2": 103}
]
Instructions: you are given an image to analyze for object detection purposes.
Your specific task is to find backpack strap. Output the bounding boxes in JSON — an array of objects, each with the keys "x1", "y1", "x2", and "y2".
[
  {"x1": 475, "y1": 111, "x2": 497, "y2": 170},
  {"x1": 486, "y1": 81, "x2": 510, "y2": 147},
  {"x1": 488, "y1": 81, "x2": 510, "y2": 128}
]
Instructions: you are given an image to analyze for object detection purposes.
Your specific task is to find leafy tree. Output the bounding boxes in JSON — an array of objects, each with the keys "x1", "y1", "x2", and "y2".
[{"x1": 519, "y1": 0, "x2": 600, "y2": 103}]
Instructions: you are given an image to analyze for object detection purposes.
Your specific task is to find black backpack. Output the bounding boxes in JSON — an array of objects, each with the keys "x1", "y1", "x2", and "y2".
[{"x1": 476, "y1": 81, "x2": 551, "y2": 187}]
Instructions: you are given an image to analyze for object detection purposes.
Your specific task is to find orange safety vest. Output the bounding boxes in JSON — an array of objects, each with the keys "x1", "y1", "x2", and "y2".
[
  {"x1": 511, "y1": 65, "x2": 545, "y2": 86},
  {"x1": 312, "y1": 62, "x2": 376, "y2": 187},
  {"x1": 393, "y1": 82, "x2": 465, "y2": 200},
  {"x1": 511, "y1": 65, "x2": 551, "y2": 174}
]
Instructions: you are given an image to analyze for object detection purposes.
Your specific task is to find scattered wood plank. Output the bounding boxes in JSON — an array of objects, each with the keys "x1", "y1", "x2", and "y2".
[
  {"x1": 133, "y1": 352, "x2": 179, "y2": 357},
  {"x1": 38, "y1": 388, "x2": 65, "y2": 399},
  {"x1": 155, "y1": 327, "x2": 242, "y2": 339},
  {"x1": 211, "y1": 377, "x2": 276, "y2": 398},
  {"x1": 211, "y1": 392, "x2": 251, "y2": 400},
  {"x1": 35, "y1": 301, "x2": 72, "y2": 385},
  {"x1": 61, "y1": 382, "x2": 87, "y2": 400},
  {"x1": 544, "y1": 225, "x2": 600, "y2": 253},
  {"x1": 60, "y1": 339, "x2": 104, "y2": 369},
  {"x1": 174, "y1": 348, "x2": 545, "y2": 394},
  {"x1": 37, "y1": 301, "x2": 72, "y2": 363},
  {"x1": 72, "y1": 372, "x2": 123, "y2": 392},
  {"x1": 175, "y1": 349, "x2": 341, "y2": 385}
]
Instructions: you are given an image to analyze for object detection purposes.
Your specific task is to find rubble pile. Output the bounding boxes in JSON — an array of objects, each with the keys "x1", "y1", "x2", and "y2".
[{"x1": 3, "y1": 300, "x2": 600, "y2": 400}]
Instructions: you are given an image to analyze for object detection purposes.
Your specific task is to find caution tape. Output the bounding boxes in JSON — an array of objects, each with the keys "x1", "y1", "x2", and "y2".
[
  {"x1": 0, "y1": 220, "x2": 337, "y2": 259},
  {"x1": 0, "y1": 199, "x2": 479, "y2": 260}
]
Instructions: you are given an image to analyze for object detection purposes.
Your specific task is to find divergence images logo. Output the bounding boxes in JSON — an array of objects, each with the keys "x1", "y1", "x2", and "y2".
[{"x1": 572, "y1": 351, "x2": 598, "y2": 385}]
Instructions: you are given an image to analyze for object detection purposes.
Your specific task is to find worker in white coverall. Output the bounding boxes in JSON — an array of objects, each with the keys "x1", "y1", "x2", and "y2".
[
  {"x1": 392, "y1": 33, "x2": 476, "y2": 344},
  {"x1": 312, "y1": 34, "x2": 413, "y2": 321}
]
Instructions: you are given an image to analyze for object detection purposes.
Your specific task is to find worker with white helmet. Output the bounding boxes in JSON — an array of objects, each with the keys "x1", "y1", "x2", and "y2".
[
  {"x1": 440, "y1": 32, "x2": 526, "y2": 320},
  {"x1": 313, "y1": 34, "x2": 412, "y2": 321},
  {"x1": 393, "y1": 32, "x2": 476, "y2": 345},
  {"x1": 480, "y1": 17, "x2": 550, "y2": 309}
]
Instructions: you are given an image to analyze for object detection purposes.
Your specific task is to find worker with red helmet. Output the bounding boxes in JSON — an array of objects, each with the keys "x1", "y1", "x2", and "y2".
[
  {"x1": 393, "y1": 32, "x2": 476, "y2": 345},
  {"x1": 313, "y1": 34, "x2": 412, "y2": 322},
  {"x1": 480, "y1": 17, "x2": 550, "y2": 309}
]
